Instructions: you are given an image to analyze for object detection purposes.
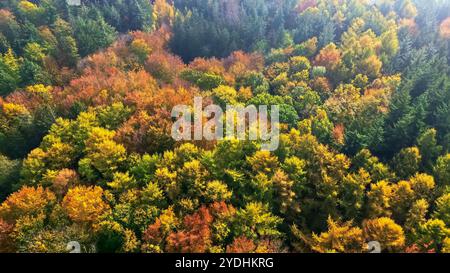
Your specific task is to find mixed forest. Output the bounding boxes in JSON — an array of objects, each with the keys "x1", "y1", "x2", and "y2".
[{"x1": 1, "y1": 0, "x2": 450, "y2": 253}]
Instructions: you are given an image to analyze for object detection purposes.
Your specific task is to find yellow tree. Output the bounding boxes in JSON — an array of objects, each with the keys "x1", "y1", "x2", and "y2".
[
  {"x1": 367, "y1": 180, "x2": 392, "y2": 218},
  {"x1": 363, "y1": 217, "x2": 405, "y2": 252},
  {"x1": 0, "y1": 186, "x2": 56, "y2": 223},
  {"x1": 311, "y1": 217, "x2": 364, "y2": 253},
  {"x1": 62, "y1": 186, "x2": 110, "y2": 224}
]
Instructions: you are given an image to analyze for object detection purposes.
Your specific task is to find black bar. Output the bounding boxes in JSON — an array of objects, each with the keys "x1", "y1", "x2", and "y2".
[{"x1": 0, "y1": 253, "x2": 444, "y2": 272}]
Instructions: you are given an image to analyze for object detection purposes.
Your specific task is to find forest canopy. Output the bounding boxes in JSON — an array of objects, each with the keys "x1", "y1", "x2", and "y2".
[{"x1": 1, "y1": 0, "x2": 450, "y2": 253}]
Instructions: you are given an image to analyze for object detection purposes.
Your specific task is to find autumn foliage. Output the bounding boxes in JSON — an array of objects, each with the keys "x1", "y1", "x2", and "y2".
[{"x1": 1, "y1": 0, "x2": 450, "y2": 253}]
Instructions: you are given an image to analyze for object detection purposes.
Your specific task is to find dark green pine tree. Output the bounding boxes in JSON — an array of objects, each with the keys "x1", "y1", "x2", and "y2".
[
  {"x1": 51, "y1": 17, "x2": 79, "y2": 67},
  {"x1": 127, "y1": 0, "x2": 153, "y2": 31},
  {"x1": 72, "y1": 10, "x2": 117, "y2": 57},
  {"x1": 427, "y1": 75, "x2": 450, "y2": 142}
]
